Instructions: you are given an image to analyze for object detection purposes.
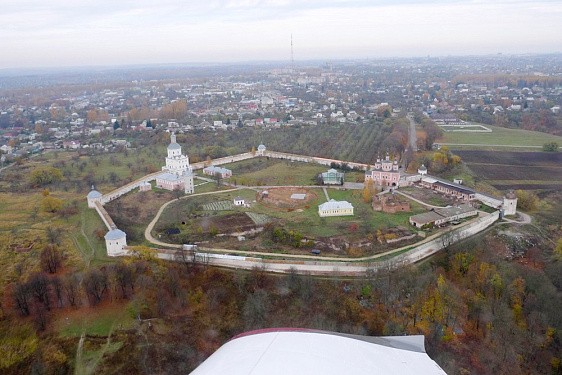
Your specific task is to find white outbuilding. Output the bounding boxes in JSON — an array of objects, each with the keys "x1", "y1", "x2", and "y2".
[{"x1": 318, "y1": 199, "x2": 354, "y2": 217}]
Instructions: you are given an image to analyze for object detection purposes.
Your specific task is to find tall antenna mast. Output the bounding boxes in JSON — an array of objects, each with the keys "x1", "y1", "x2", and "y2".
[{"x1": 291, "y1": 34, "x2": 295, "y2": 72}]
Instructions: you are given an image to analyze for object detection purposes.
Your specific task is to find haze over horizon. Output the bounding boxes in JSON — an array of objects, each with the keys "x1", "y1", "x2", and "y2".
[{"x1": 2, "y1": 0, "x2": 562, "y2": 69}]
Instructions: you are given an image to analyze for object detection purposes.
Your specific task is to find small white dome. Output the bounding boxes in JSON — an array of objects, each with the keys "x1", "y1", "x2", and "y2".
[
  {"x1": 168, "y1": 142, "x2": 181, "y2": 150},
  {"x1": 87, "y1": 190, "x2": 102, "y2": 199}
]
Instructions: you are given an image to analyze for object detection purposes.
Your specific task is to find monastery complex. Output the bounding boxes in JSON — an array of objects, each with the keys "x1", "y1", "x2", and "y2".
[{"x1": 85, "y1": 137, "x2": 519, "y2": 263}]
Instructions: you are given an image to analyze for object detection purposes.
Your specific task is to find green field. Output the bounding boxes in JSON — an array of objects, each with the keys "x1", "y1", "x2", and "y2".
[
  {"x1": 57, "y1": 305, "x2": 135, "y2": 337},
  {"x1": 225, "y1": 158, "x2": 330, "y2": 186},
  {"x1": 438, "y1": 125, "x2": 562, "y2": 150},
  {"x1": 222, "y1": 158, "x2": 366, "y2": 186}
]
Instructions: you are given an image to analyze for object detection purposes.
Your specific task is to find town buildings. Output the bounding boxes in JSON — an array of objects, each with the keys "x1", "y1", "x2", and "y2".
[{"x1": 2, "y1": 56, "x2": 561, "y2": 163}]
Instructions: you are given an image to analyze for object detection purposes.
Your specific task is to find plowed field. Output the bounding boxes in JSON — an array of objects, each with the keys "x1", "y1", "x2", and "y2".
[{"x1": 456, "y1": 151, "x2": 562, "y2": 190}]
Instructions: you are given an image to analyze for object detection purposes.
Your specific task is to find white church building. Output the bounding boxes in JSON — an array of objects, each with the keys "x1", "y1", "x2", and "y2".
[{"x1": 156, "y1": 132, "x2": 194, "y2": 194}]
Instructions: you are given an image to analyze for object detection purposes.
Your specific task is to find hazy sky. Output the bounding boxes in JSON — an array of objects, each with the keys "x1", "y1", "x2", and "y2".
[{"x1": 2, "y1": 0, "x2": 561, "y2": 69}]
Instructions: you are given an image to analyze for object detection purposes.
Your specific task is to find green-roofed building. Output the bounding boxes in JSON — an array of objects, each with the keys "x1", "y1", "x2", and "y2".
[{"x1": 320, "y1": 168, "x2": 344, "y2": 185}]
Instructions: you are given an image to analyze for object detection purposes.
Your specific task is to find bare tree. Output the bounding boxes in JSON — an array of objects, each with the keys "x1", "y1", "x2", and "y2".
[
  {"x1": 214, "y1": 171, "x2": 222, "y2": 187},
  {"x1": 13, "y1": 282, "x2": 31, "y2": 316},
  {"x1": 46, "y1": 226, "x2": 64, "y2": 246},
  {"x1": 243, "y1": 289, "x2": 270, "y2": 330},
  {"x1": 40, "y1": 244, "x2": 63, "y2": 274},
  {"x1": 83, "y1": 268, "x2": 108, "y2": 306},
  {"x1": 51, "y1": 276, "x2": 64, "y2": 308},
  {"x1": 34, "y1": 304, "x2": 49, "y2": 331},
  {"x1": 28, "y1": 273, "x2": 51, "y2": 311},
  {"x1": 113, "y1": 262, "x2": 134, "y2": 299},
  {"x1": 174, "y1": 246, "x2": 196, "y2": 272},
  {"x1": 166, "y1": 267, "x2": 181, "y2": 299},
  {"x1": 63, "y1": 273, "x2": 81, "y2": 307}
]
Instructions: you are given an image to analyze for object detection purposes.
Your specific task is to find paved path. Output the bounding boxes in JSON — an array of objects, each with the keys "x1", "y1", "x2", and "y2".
[
  {"x1": 322, "y1": 187, "x2": 330, "y2": 201},
  {"x1": 343, "y1": 182, "x2": 364, "y2": 190},
  {"x1": 407, "y1": 115, "x2": 418, "y2": 152},
  {"x1": 503, "y1": 211, "x2": 532, "y2": 225}
]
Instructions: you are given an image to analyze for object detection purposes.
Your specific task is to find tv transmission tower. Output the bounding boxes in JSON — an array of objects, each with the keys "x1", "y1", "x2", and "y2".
[{"x1": 291, "y1": 34, "x2": 295, "y2": 72}]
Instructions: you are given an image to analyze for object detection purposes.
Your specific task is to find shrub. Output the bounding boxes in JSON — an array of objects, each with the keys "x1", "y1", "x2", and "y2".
[
  {"x1": 29, "y1": 167, "x2": 63, "y2": 187},
  {"x1": 543, "y1": 142, "x2": 559, "y2": 152},
  {"x1": 515, "y1": 190, "x2": 539, "y2": 211},
  {"x1": 41, "y1": 196, "x2": 63, "y2": 213}
]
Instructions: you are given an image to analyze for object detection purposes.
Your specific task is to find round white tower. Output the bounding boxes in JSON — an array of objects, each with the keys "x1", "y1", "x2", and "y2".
[
  {"x1": 418, "y1": 164, "x2": 428, "y2": 176},
  {"x1": 87, "y1": 186, "x2": 103, "y2": 208},
  {"x1": 257, "y1": 144, "x2": 266, "y2": 156},
  {"x1": 104, "y1": 228, "x2": 128, "y2": 256}
]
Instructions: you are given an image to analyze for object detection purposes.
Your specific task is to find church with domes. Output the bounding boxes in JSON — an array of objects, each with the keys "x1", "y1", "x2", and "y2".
[
  {"x1": 163, "y1": 133, "x2": 191, "y2": 175},
  {"x1": 156, "y1": 132, "x2": 194, "y2": 194}
]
